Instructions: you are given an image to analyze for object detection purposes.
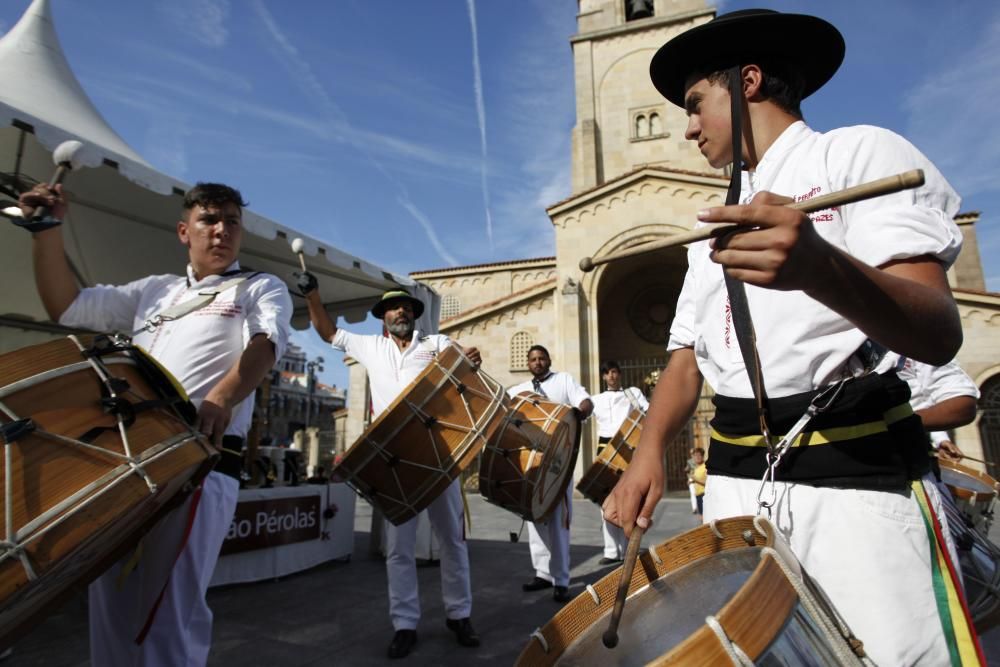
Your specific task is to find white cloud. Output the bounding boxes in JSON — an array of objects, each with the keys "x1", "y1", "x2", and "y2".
[
  {"x1": 158, "y1": 0, "x2": 231, "y2": 48},
  {"x1": 132, "y1": 43, "x2": 252, "y2": 93}
]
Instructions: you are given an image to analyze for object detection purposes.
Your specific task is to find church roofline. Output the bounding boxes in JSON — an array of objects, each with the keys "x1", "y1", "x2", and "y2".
[
  {"x1": 953, "y1": 288, "x2": 1000, "y2": 302},
  {"x1": 546, "y1": 164, "x2": 726, "y2": 217},
  {"x1": 440, "y1": 278, "x2": 557, "y2": 333},
  {"x1": 410, "y1": 256, "x2": 556, "y2": 278}
]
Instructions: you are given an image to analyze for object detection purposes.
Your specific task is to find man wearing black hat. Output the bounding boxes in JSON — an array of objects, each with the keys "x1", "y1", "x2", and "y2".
[
  {"x1": 602, "y1": 9, "x2": 977, "y2": 664},
  {"x1": 301, "y1": 280, "x2": 481, "y2": 659}
]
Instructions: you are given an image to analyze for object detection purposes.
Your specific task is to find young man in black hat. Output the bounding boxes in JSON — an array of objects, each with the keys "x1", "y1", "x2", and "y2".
[
  {"x1": 300, "y1": 280, "x2": 482, "y2": 659},
  {"x1": 602, "y1": 9, "x2": 979, "y2": 664}
]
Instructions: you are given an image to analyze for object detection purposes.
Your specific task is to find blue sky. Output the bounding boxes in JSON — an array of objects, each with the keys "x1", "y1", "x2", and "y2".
[{"x1": 2, "y1": 0, "x2": 997, "y2": 390}]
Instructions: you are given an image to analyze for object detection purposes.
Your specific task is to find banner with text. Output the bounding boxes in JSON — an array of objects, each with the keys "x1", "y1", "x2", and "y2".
[{"x1": 221, "y1": 493, "x2": 321, "y2": 555}]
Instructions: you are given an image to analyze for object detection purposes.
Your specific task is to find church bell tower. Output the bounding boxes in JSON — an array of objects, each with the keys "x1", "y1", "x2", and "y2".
[{"x1": 570, "y1": 0, "x2": 719, "y2": 192}]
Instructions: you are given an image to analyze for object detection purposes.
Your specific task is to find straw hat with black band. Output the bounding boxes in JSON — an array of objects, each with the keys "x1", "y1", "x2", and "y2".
[{"x1": 371, "y1": 289, "x2": 425, "y2": 320}]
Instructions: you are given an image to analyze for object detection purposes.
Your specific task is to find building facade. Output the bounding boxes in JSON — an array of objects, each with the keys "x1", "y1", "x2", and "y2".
[{"x1": 348, "y1": 0, "x2": 1000, "y2": 487}]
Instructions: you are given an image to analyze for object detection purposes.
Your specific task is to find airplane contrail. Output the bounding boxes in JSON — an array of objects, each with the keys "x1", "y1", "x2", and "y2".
[{"x1": 466, "y1": 0, "x2": 495, "y2": 249}]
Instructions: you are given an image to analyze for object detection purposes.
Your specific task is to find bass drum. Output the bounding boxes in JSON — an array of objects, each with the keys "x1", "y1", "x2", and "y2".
[
  {"x1": 479, "y1": 392, "x2": 581, "y2": 522},
  {"x1": 577, "y1": 407, "x2": 643, "y2": 506},
  {"x1": 0, "y1": 334, "x2": 216, "y2": 650},
  {"x1": 516, "y1": 516, "x2": 871, "y2": 666},
  {"x1": 333, "y1": 345, "x2": 506, "y2": 525}
]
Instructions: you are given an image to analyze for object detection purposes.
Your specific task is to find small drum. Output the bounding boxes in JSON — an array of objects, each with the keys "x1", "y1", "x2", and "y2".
[
  {"x1": 0, "y1": 334, "x2": 215, "y2": 648},
  {"x1": 479, "y1": 392, "x2": 581, "y2": 522},
  {"x1": 516, "y1": 516, "x2": 870, "y2": 666},
  {"x1": 334, "y1": 345, "x2": 505, "y2": 525},
  {"x1": 939, "y1": 459, "x2": 998, "y2": 537},
  {"x1": 576, "y1": 407, "x2": 643, "y2": 506}
]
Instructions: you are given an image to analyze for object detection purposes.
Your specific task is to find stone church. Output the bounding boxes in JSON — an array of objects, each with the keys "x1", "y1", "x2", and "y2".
[{"x1": 352, "y1": 0, "x2": 1000, "y2": 490}]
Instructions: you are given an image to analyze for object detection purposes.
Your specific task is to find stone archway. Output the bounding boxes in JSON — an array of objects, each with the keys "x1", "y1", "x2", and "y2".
[
  {"x1": 979, "y1": 374, "x2": 1000, "y2": 466},
  {"x1": 593, "y1": 243, "x2": 694, "y2": 489}
]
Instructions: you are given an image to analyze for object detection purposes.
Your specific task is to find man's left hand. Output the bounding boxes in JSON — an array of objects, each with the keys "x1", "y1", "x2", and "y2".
[
  {"x1": 938, "y1": 439, "x2": 964, "y2": 462},
  {"x1": 195, "y1": 399, "x2": 232, "y2": 450},
  {"x1": 462, "y1": 346, "x2": 482, "y2": 367}
]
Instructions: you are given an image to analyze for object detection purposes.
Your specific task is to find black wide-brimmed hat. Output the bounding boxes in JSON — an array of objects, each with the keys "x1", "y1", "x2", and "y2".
[
  {"x1": 649, "y1": 9, "x2": 845, "y2": 107},
  {"x1": 371, "y1": 288, "x2": 425, "y2": 320}
]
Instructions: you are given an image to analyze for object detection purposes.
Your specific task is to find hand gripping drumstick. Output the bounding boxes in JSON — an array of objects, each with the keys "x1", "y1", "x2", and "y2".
[
  {"x1": 291, "y1": 237, "x2": 308, "y2": 272},
  {"x1": 579, "y1": 169, "x2": 926, "y2": 272},
  {"x1": 29, "y1": 140, "x2": 85, "y2": 222},
  {"x1": 602, "y1": 523, "x2": 646, "y2": 649}
]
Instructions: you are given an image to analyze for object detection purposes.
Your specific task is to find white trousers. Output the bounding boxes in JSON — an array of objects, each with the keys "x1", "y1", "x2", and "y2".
[
  {"x1": 385, "y1": 480, "x2": 472, "y2": 630},
  {"x1": 688, "y1": 482, "x2": 699, "y2": 512},
  {"x1": 528, "y1": 485, "x2": 572, "y2": 586},
  {"x1": 89, "y1": 472, "x2": 239, "y2": 667},
  {"x1": 704, "y1": 474, "x2": 955, "y2": 667},
  {"x1": 600, "y1": 515, "x2": 626, "y2": 560}
]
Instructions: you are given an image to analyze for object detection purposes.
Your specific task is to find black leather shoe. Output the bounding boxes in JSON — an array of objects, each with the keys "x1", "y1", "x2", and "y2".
[
  {"x1": 598, "y1": 557, "x2": 622, "y2": 565},
  {"x1": 522, "y1": 576, "x2": 553, "y2": 592},
  {"x1": 446, "y1": 617, "x2": 481, "y2": 647},
  {"x1": 553, "y1": 586, "x2": 571, "y2": 602},
  {"x1": 387, "y1": 629, "x2": 417, "y2": 659}
]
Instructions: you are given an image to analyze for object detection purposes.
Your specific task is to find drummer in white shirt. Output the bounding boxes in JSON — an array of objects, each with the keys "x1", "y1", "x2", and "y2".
[
  {"x1": 603, "y1": 9, "x2": 978, "y2": 664},
  {"x1": 900, "y1": 358, "x2": 980, "y2": 460},
  {"x1": 300, "y1": 281, "x2": 481, "y2": 660},
  {"x1": 508, "y1": 345, "x2": 593, "y2": 603},
  {"x1": 21, "y1": 181, "x2": 292, "y2": 667},
  {"x1": 590, "y1": 360, "x2": 648, "y2": 563}
]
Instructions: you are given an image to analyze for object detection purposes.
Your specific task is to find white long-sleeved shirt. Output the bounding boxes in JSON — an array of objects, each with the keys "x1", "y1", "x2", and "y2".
[
  {"x1": 591, "y1": 388, "x2": 649, "y2": 438},
  {"x1": 60, "y1": 261, "x2": 292, "y2": 438},
  {"x1": 668, "y1": 121, "x2": 962, "y2": 398}
]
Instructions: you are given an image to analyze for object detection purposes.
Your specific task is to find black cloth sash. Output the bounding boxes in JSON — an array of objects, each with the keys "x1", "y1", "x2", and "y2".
[
  {"x1": 708, "y1": 372, "x2": 929, "y2": 490},
  {"x1": 215, "y1": 435, "x2": 244, "y2": 481}
]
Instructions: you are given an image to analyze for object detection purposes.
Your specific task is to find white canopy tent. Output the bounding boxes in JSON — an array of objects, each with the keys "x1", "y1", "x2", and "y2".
[{"x1": 0, "y1": 0, "x2": 438, "y2": 353}]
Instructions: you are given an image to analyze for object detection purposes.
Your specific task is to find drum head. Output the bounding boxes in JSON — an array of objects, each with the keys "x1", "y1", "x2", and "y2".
[
  {"x1": 940, "y1": 460, "x2": 999, "y2": 502},
  {"x1": 532, "y1": 413, "x2": 580, "y2": 520},
  {"x1": 559, "y1": 549, "x2": 760, "y2": 665}
]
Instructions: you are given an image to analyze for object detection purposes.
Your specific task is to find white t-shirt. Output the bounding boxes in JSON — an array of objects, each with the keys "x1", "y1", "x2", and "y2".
[
  {"x1": 668, "y1": 121, "x2": 962, "y2": 398},
  {"x1": 60, "y1": 261, "x2": 292, "y2": 438},
  {"x1": 591, "y1": 388, "x2": 649, "y2": 438},
  {"x1": 330, "y1": 328, "x2": 451, "y2": 417},
  {"x1": 508, "y1": 371, "x2": 591, "y2": 409},
  {"x1": 898, "y1": 358, "x2": 980, "y2": 411}
]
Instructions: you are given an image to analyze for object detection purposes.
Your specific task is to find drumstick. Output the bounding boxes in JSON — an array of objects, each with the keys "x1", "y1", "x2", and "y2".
[
  {"x1": 934, "y1": 451, "x2": 998, "y2": 468},
  {"x1": 291, "y1": 237, "x2": 308, "y2": 272},
  {"x1": 579, "y1": 169, "x2": 925, "y2": 272},
  {"x1": 602, "y1": 523, "x2": 645, "y2": 649}
]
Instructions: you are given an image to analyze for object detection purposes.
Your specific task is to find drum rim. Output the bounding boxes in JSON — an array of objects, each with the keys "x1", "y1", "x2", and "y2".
[{"x1": 514, "y1": 516, "x2": 786, "y2": 666}]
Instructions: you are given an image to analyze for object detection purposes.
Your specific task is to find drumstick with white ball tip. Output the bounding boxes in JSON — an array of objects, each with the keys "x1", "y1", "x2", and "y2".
[
  {"x1": 29, "y1": 140, "x2": 86, "y2": 222},
  {"x1": 602, "y1": 523, "x2": 646, "y2": 649},
  {"x1": 291, "y1": 237, "x2": 308, "y2": 272}
]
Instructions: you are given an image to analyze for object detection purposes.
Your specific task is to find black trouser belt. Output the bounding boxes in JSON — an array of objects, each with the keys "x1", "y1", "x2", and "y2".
[{"x1": 215, "y1": 435, "x2": 244, "y2": 481}]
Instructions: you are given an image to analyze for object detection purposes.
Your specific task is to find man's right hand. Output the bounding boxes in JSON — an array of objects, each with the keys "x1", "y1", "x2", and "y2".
[
  {"x1": 18, "y1": 183, "x2": 67, "y2": 221},
  {"x1": 294, "y1": 270, "x2": 318, "y2": 296}
]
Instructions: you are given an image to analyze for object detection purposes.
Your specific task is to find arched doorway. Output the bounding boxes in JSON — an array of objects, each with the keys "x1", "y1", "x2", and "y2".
[
  {"x1": 980, "y1": 374, "x2": 1000, "y2": 465},
  {"x1": 594, "y1": 245, "x2": 696, "y2": 490}
]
